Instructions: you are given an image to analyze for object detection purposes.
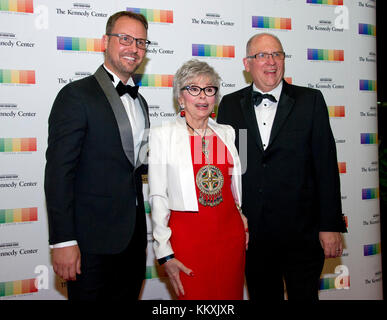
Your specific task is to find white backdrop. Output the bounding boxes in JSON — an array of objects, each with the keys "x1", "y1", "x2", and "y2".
[{"x1": 0, "y1": 0, "x2": 381, "y2": 300}]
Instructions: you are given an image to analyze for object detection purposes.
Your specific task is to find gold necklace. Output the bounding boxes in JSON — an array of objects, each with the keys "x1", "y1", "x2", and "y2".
[
  {"x1": 186, "y1": 122, "x2": 209, "y2": 160},
  {"x1": 186, "y1": 121, "x2": 224, "y2": 207}
]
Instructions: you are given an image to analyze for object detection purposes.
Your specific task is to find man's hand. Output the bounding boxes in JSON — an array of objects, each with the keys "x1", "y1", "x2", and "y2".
[
  {"x1": 319, "y1": 232, "x2": 343, "y2": 258},
  {"x1": 52, "y1": 245, "x2": 81, "y2": 281}
]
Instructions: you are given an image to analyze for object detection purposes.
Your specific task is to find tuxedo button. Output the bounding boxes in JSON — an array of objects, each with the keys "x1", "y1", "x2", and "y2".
[{"x1": 262, "y1": 163, "x2": 267, "y2": 168}]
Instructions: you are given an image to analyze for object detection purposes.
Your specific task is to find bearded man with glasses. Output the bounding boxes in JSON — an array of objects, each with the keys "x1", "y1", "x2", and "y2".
[
  {"x1": 217, "y1": 33, "x2": 347, "y2": 301},
  {"x1": 45, "y1": 11, "x2": 150, "y2": 300}
]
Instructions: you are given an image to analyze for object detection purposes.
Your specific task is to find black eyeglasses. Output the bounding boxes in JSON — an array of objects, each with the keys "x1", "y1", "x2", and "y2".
[
  {"x1": 247, "y1": 51, "x2": 286, "y2": 61},
  {"x1": 106, "y1": 33, "x2": 151, "y2": 50},
  {"x1": 181, "y1": 85, "x2": 218, "y2": 97}
]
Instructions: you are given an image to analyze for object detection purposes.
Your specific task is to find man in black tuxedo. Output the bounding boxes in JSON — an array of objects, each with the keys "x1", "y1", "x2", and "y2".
[
  {"x1": 217, "y1": 33, "x2": 347, "y2": 301},
  {"x1": 44, "y1": 11, "x2": 150, "y2": 300}
]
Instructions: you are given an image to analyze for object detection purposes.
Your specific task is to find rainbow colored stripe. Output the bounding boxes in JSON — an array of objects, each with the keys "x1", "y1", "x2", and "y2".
[
  {"x1": 144, "y1": 201, "x2": 151, "y2": 214},
  {"x1": 133, "y1": 74, "x2": 173, "y2": 87},
  {"x1": 362, "y1": 188, "x2": 379, "y2": 200},
  {"x1": 364, "y1": 243, "x2": 381, "y2": 256},
  {"x1": 343, "y1": 215, "x2": 348, "y2": 229},
  {"x1": 319, "y1": 277, "x2": 335, "y2": 290},
  {"x1": 0, "y1": 69, "x2": 35, "y2": 84},
  {"x1": 307, "y1": 0, "x2": 343, "y2": 4},
  {"x1": 127, "y1": 7, "x2": 173, "y2": 23},
  {"x1": 0, "y1": 207, "x2": 37, "y2": 224},
  {"x1": 145, "y1": 265, "x2": 166, "y2": 279},
  {"x1": 252, "y1": 16, "x2": 291, "y2": 30},
  {"x1": 0, "y1": 138, "x2": 37, "y2": 152},
  {"x1": 308, "y1": 49, "x2": 344, "y2": 61},
  {"x1": 359, "y1": 80, "x2": 376, "y2": 91},
  {"x1": 319, "y1": 276, "x2": 350, "y2": 290},
  {"x1": 57, "y1": 37, "x2": 104, "y2": 52},
  {"x1": 359, "y1": 23, "x2": 376, "y2": 36},
  {"x1": 361, "y1": 133, "x2": 378, "y2": 145},
  {"x1": 0, "y1": 279, "x2": 37, "y2": 297},
  {"x1": 0, "y1": 0, "x2": 33, "y2": 13},
  {"x1": 338, "y1": 162, "x2": 346, "y2": 174},
  {"x1": 192, "y1": 44, "x2": 235, "y2": 58},
  {"x1": 328, "y1": 106, "x2": 345, "y2": 117}
]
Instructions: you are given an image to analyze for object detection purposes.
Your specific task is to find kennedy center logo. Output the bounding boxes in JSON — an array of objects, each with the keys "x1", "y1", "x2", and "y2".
[
  {"x1": 0, "y1": 69, "x2": 35, "y2": 84},
  {"x1": 308, "y1": 49, "x2": 344, "y2": 61},
  {"x1": 359, "y1": 23, "x2": 376, "y2": 36},
  {"x1": 328, "y1": 106, "x2": 345, "y2": 117},
  {"x1": 192, "y1": 44, "x2": 235, "y2": 58},
  {"x1": 363, "y1": 243, "x2": 381, "y2": 256},
  {"x1": 307, "y1": 0, "x2": 343, "y2": 5},
  {"x1": 360, "y1": 133, "x2": 377, "y2": 145},
  {"x1": 0, "y1": 138, "x2": 37, "y2": 152},
  {"x1": 0, "y1": 0, "x2": 33, "y2": 13},
  {"x1": 338, "y1": 162, "x2": 346, "y2": 174},
  {"x1": 252, "y1": 16, "x2": 291, "y2": 30},
  {"x1": 127, "y1": 7, "x2": 173, "y2": 24},
  {"x1": 57, "y1": 36, "x2": 104, "y2": 52},
  {"x1": 0, "y1": 279, "x2": 37, "y2": 297},
  {"x1": 0, "y1": 207, "x2": 37, "y2": 224},
  {"x1": 362, "y1": 188, "x2": 378, "y2": 200},
  {"x1": 133, "y1": 74, "x2": 173, "y2": 87},
  {"x1": 359, "y1": 80, "x2": 376, "y2": 91}
]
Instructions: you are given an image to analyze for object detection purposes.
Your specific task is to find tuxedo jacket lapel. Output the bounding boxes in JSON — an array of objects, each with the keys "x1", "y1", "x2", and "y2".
[
  {"x1": 268, "y1": 81, "x2": 295, "y2": 147},
  {"x1": 240, "y1": 85, "x2": 264, "y2": 151},
  {"x1": 94, "y1": 65, "x2": 135, "y2": 167},
  {"x1": 135, "y1": 95, "x2": 150, "y2": 169}
]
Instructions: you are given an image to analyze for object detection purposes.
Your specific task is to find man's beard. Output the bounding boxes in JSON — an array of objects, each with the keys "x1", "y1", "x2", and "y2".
[{"x1": 105, "y1": 51, "x2": 141, "y2": 77}]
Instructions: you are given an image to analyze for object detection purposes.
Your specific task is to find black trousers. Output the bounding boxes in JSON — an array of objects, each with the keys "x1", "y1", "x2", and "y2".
[
  {"x1": 67, "y1": 208, "x2": 147, "y2": 301},
  {"x1": 245, "y1": 240, "x2": 325, "y2": 301}
]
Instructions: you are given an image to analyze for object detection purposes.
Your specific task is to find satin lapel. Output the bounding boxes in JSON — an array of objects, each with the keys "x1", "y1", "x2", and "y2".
[
  {"x1": 94, "y1": 65, "x2": 135, "y2": 167},
  {"x1": 175, "y1": 117, "x2": 197, "y2": 209},
  {"x1": 135, "y1": 94, "x2": 150, "y2": 168},
  {"x1": 240, "y1": 85, "x2": 264, "y2": 151},
  {"x1": 268, "y1": 81, "x2": 295, "y2": 147}
]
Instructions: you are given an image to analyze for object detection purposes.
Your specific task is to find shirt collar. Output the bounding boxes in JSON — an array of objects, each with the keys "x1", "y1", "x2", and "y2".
[
  {"x1": 252, "y1": 81, "x2": 283, "y2": 103},
  {"x1": 103, "y1": 64, "x2": 135, "y2": 87}
]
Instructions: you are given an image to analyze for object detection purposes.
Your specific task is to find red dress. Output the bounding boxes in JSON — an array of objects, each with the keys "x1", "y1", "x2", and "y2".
[{"x1": 169, "y1": 134, "x2": 246, "y2": 300}]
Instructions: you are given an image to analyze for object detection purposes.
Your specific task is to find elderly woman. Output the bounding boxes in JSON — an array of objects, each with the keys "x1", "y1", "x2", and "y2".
[{"x1": 148, "y1": 59, "x2": 248, "y2": 300}]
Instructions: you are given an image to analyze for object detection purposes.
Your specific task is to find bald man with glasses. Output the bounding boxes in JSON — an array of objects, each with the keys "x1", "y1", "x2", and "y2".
[{"x1": 217, "y1": 33, "x2": 347, "y2": 301}]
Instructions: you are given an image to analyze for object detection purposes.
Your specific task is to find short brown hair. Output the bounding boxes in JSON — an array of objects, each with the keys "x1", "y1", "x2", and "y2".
[{"x1": 106, "y1": 11, "x2": 148, "y2": 34}]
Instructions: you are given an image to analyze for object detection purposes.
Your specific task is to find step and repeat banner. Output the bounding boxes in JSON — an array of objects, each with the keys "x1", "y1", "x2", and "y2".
[{"x1": 0, "y1": 0, "x2": 381, "y2": 300}]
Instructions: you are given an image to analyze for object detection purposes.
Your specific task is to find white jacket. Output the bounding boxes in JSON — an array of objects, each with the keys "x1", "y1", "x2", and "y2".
[{"x1": 148, "y1": 116, "x2": 242, "y2": 259}]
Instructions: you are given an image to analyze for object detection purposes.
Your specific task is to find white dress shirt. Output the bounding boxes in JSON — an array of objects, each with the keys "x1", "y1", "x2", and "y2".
[
  {"x1": 104, "y1": 65, "x2": 145, "y2": 163},
  {"x1": 253, "y1": 81, "x2": 283, "y2": 150},
  {"x1": 51, "y1": 66, "x2": 145, "y2": 249}
]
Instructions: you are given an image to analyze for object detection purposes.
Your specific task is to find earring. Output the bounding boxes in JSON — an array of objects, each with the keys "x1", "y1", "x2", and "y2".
[
  {"x1": 210, "y1": 111, "x2": 216, "y2": 118},
  {"x1": 179, "y1": 105, "x2": 185, "y2": 117}
]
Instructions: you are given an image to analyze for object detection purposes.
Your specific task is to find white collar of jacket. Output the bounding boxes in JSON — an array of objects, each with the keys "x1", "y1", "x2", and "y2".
[
  {"x1": 159, "y1": 116, "x2": 242, "y2": 211},
  {"x1": 148, "y1": 116, "x2": 243, "y2": 259}
]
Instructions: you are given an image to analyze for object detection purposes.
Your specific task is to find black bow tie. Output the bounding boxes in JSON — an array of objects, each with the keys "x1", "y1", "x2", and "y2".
[
  {"x1": 116, "y1": 81, "x2": 139, "y2": 99},
  {"x1": 252, "y1": 91, "x2": 277, "y2": 106}
]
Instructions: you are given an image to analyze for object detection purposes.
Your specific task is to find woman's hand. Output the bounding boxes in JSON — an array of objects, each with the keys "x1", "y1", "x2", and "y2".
[{"x1": 163, "y1": 258, "x2": 193, "y2": 297}]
